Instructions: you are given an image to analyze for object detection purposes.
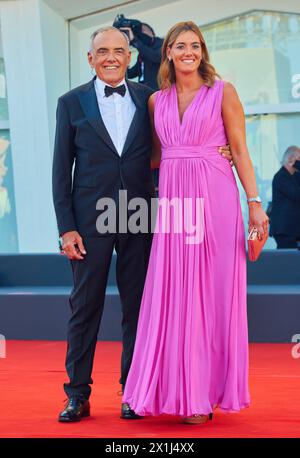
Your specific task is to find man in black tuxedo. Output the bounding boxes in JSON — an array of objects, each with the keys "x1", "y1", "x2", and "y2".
[
  {"x1": 53, "y1": 27, "x2": 155, "y2": 422},
  {"x1": 270, "y1": 146, "x2": 300, "y2": 248},
  {"x1": 52, "y1": 26, "x2": 233, "y2": 423}
]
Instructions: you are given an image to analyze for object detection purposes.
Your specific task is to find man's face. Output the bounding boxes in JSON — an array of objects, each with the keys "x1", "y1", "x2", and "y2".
[
  {"x1": 88, "y1": 30, "x2": 131, "y2": 86},
  {"x1": 293, "y1": 149, "x2": 300, "y2": 169},
  {"x1": 295, "y1": 150, "x2": 300, "y2": 161}
]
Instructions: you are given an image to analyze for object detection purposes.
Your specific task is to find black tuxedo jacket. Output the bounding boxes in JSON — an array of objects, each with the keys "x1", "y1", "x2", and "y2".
[
  {"x1": 269, "y1": 166, "x2": 300, "y2": 237},
  {"x1": 52, "y1": 77, "x2": 155, "y2": 236}
]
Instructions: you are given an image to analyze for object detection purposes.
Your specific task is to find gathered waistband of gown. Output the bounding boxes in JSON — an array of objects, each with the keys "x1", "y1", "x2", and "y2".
[{"x1": 161, "y1": 145, "x2": 221, "y2": 160}]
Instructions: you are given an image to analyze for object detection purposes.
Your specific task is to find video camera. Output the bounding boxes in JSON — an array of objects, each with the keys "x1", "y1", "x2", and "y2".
[{"x1": 113, "y1": 14, "x2": 142, "y2": 38}]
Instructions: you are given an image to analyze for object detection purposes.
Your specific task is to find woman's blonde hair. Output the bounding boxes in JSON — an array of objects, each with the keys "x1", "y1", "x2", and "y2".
[{"x1": 158, "y1": 21, "x2": 220, "y2": 90}]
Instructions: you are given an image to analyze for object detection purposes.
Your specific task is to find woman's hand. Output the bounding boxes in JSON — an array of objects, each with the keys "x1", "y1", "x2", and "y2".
[{"x1": 248, "y1": 203, "x2": 269, "y2": 238}]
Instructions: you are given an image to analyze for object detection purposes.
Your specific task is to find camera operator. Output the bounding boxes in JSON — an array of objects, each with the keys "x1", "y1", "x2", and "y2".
[
  {"x1": 269, "y1": 145, "x2": 300, "y2": 249},
  {"x1": 113, "y1": 15, "x2": 163, "y2": 90}
]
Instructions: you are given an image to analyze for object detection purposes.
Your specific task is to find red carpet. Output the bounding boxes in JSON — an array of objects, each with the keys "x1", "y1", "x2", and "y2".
[{"x1": 0, "y1": 341, "x2": 299, "y2": 438}]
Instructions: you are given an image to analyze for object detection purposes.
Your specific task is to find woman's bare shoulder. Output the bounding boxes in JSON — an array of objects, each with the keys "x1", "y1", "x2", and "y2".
[
  {"x1": 148, "y1": 91, "x2": 160, "y2": 112},
  {"x1": 222, "y1": 81, "x2": 239, "y2": 101},
  {"x1": 222, "y1": 81, "x2": 244, "y2": 118}
]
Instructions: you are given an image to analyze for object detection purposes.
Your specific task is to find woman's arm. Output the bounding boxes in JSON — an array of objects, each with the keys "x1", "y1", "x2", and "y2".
[
  {"x1": 148, "y1": 93, "x2": 162, "y2": 169},
  {"x1": 222, "y1": 82, "x2": 269, "y2": 236}
]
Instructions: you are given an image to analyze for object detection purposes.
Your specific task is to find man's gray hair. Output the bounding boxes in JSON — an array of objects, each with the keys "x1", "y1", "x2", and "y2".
[
  {"x1": 89, "y1": 26, "x2": 130, "y2": 52},
  {"x1": 282, "y1": 145, "x2": 300, "y2": 165}
]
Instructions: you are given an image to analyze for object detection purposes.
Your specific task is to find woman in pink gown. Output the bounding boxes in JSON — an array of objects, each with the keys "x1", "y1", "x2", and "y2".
[{"x1": 123, "y1": 21, "x2": 269, "y2": 424}]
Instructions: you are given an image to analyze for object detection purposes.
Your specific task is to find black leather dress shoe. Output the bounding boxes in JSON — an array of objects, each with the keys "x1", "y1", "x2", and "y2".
[
  {"x1": 120, "y1": 403, "x2": 143, "y2": 420},
  {"x1": 58, "y1": 397, "x2": 90, "y2": 422}
]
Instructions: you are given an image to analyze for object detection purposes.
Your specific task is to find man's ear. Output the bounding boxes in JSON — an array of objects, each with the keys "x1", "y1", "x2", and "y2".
[{"x1": 87, "y1": 51, "x2": 93, "y2": 66}]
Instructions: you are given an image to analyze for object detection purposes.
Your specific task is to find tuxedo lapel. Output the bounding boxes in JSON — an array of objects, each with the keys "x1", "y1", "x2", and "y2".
[
  {"x1": 77, "y1": 78, "x2": 119, "y2": 157},
  {"x1": 121, "y1": 80, "x2": 146, "y2": 157}
]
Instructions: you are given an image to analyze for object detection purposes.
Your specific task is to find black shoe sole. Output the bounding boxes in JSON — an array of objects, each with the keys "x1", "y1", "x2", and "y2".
[
  {"x1": 58, "y1": 411, "x2": 90, "y2": 423},
  {"x1": 120, "y1": 414, "x2": 143, "y2": 420}
]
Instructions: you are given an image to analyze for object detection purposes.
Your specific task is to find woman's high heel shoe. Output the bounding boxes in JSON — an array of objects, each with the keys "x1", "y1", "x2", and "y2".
[{"x1": 182, "y1": 412, "x2": 213, "y2": 424}]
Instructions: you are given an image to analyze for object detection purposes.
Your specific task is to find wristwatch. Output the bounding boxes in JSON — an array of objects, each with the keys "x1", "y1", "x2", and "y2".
[{"x1": 247, "y1": 196, "x2": 262, "y2": 204}]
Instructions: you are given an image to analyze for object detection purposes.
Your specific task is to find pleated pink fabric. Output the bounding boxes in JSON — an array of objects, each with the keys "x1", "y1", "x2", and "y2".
[{"x1": 123, "y1": 80, "x2": 250, "y2": 416}]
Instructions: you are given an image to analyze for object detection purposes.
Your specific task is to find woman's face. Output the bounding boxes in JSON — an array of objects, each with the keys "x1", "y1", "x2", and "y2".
[{"x1": 167, "y1": 30, "x2": 203, "y2": 76}]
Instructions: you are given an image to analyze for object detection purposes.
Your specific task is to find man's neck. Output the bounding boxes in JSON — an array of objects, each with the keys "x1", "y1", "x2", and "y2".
[{"x1": 96, "y1": 76, "x2": 125, "y2": 88}]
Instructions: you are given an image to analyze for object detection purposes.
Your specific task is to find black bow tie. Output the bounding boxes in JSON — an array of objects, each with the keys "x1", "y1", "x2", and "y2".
[{"x1": 104, "y1": 84, "x2": 126, "y2": 97}]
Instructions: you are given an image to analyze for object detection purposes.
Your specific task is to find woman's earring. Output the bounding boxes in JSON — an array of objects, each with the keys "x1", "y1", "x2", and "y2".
[{"x1": 168, "y1": 57, "x2": 172, "y2": 62}]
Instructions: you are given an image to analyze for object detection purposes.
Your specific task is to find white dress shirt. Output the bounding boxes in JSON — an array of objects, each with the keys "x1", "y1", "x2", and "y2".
[{"x1": 94, "y1": 77, "x2": 136, "y2": 156}]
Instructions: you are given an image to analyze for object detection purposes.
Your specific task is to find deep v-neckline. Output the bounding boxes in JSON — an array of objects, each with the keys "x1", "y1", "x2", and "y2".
[{"x1": 174, "y1": 83, "x2": 206, "y2": 127}]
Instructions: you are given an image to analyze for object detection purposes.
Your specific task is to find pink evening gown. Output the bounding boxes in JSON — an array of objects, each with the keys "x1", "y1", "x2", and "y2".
[{"x1": 123, "y1": 79, "x2": 250, "y2": 416}]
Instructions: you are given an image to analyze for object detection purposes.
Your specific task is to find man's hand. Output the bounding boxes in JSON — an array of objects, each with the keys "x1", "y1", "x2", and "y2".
[
  {"x1": 120, "y1": 27, "x2": 135, "y2": 43},
  {"x1": 61, "y1": 231, "x2": 86, "y2": 260},
  {"x1": 219, "y1": 144, "x2": 233, "y2": 167}
]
